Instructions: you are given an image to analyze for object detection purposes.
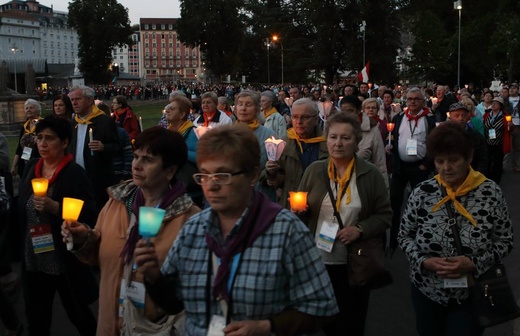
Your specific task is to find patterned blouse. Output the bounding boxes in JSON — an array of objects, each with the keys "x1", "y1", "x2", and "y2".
[
  {"x1": 483, "y1": 110, "x2": 505, "y2": 146},
  {"x1": 398, "y1": 177, "x2": 513, "y2": 306}
]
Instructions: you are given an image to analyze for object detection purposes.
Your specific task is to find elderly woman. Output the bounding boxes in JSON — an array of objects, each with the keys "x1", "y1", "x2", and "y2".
[
  {"x1": 111, "y1": 95, "x2": 140, "y2": 140},
  {"x1": 298, "y1": 113, "x2": 392, "y2": 336},
  {"x1": 261, "y1": 90, "x2": 287, "y2": 138},
  {"x1": 18, "y1": 116, "x2": 98, "y2": 335},
  {"x1": 235, "y1": 90, "x2": 276, "y2": 169},
  {"x1": 398, "y1": 122, "x2": 513, "y2": 336},
  {"x1": 340, "y1": 95, "x2": 388, "y2": 188},
  {"x1": 52, "y1": 94, "x2": 74, "y2": 120},
  {"x1": 11, "y1": 99, "x2": 43, "y2": 177},
  {"x1": 362, "y1": 98, "x2": 387, "y2": 142},
  {"x1": 193, "y1": 91, "x2": 232, "y2": 128},
  {"x1": 134, "y1": 124, "x2": 337, "y2": 335},
  {"x1": 459, "y1": 96, "x2": 484, "y2": 136},
  {"x1": 61, "y1": 127, "x2": 200, "y2": 336},
  {"x1": 483, "y1": 97, "x2": 513, "y2": 184},
  {"x1": 164, "y1": 95, "x2": 203, "y2": 206},
  {"x1": 217, "y1": 96, "x2": 236, "y2": 122}
]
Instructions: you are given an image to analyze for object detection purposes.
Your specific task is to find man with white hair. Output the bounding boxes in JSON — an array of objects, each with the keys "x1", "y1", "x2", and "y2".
[{"x1": 69, "y1": 85, "x2": 119, "y2": 212}]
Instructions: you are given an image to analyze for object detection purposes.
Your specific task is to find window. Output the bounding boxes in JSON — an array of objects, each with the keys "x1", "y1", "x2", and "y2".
[
  {"x1": 145, "y1": 24, "x2": 149, "y2": 29},
  {"x1": 169, "y1": 25, "x2": 173, "y2": 30},
  {"x1": 145, "y1": 43, "x2": 149, "y2": 48},
  {"x1": 152, "y1": 24, "x2": 156, "y2": 29},
  {"x1": 161, "y1": 25, "x2": 165, "y2": 30},
  {"x1": 169, "y1": 42, "x2": 173, "y2": 47},
  {"x1": 119, "y1": 56, "x2": 123, "y2": 59},
  {"x1": 152, "y1": 43, "x2": 156, "y2": 48},
  {"x1": 161, "y1": 42, "x2": 165, "y2": 48},
  {"x1": 152, "y1": 33, "x2": 156, "y2": 39}
]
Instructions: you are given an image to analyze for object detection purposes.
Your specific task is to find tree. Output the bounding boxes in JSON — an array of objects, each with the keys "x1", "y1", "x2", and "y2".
[{"x1": 68, "y1": 0, "x2": 133, "y2": 84}]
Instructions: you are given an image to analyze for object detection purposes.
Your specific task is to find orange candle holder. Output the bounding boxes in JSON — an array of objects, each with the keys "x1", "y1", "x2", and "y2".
[
  {"x1": 289, "y1": 191, "x2": 308, "y2": 212},
  {"x1": 62, "y1": 197, "x2": 84, "y2": 251},
  {"x1": 31, "y1": 178, "x2": 49, "y2": 197}
]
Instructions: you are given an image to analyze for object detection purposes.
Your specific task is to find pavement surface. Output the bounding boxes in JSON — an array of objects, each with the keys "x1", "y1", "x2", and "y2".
[{"x1": 3, "y1": 169, "x2": 520, "y2": 335}]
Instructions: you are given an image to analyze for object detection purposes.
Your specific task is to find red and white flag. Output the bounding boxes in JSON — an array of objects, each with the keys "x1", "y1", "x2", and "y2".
[{"x1": 357, "y1": 62, "x2": 370, "y2": 82}]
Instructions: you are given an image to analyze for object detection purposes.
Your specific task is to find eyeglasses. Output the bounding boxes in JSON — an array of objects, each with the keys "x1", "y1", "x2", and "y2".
[
  {"x1": 291, "y1": 114, "x2": 317, "y2": 121},
  {"x1": 406, "y1": 97, "x2": 423, "y2": 102},
  {"x1": 193, "y1": 171, "x2": 244, "y2": 185}
]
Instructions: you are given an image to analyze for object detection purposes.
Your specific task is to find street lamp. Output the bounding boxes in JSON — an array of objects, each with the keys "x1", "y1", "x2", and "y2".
[
  {"x1": 359, "y1": 21, "x2": 366, "y2": 66},
  {"x1": 454, "y1": 1, "x2": 462, "y2": 89},
  {"x1": 10, "y1": 45, "x2": 18, "y2": 93},
  {"x1": 265, "y1": 38, "x2": 270, "y2": 86},
  {"x1": 272, "y1": 35, "x2": 284, "y2": 84}
]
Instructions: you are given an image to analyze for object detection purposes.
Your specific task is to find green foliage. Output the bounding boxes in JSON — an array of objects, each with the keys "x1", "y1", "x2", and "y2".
[{"x1": 68, "y1": 0, "x2": 133, "y2": 84}]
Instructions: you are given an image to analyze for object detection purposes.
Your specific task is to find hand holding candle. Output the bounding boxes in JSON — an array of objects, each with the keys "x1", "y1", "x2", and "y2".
[
  {"x1": 32, "y1": 178, "x2": 49, "y2": 197},
  {"x1": 62, "y1": 197, "x2": 85, "y2": 250},
  {"x1": 139, "y1": 207, "x2": 166, "y2": 240},
  {"x1": 289, "y1": 191, "x2": 308, "y2": 212}
]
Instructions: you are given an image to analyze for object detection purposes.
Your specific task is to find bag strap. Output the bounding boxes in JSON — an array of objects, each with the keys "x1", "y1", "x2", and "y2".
[
  {"x1": 441, "y1": 186, "x2": 464, "y2": 255},
  {"x1": 323, "y1": 166, "x2": 344, "y2": 229}
]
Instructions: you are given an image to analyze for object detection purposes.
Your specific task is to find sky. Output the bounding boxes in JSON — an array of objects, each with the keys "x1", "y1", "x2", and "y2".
[{"x1": 49, "y1": 0, "x2": 181, "y2": 25}]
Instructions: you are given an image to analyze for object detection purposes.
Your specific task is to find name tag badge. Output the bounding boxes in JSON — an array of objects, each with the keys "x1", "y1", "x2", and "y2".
[
  {"x1": 406, "y1": 139, "x2": 418, "y2": 156},
  {"x1": 119, "y1": 279, "x2": 146, "y2": 317},
  {"x1": 30, "y1": 224, "x2": 55, "y2": 254},
  {"x1": 316, "y1": 220, "x2": 339, "y2": 253},
  {"x1": 488, "y1": 129, "x2": 496, "y2": 140},
  {"x1": 21, "y1": 146, "x2": 33, "y2": 160},
  {"x1": 513, "y1": 116, "x2": 520, "y2": 126},
  {"x1": 444, "y1": 276, "x2": 468, "y2": 288},
  {"x1": 207, "y1": 315, "x2": 226, "y2": 336}
]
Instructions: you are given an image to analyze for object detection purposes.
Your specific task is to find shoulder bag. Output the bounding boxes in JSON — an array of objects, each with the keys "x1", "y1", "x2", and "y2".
[
  {"x1": 324, "y1": 168, "x2": 392, "y2": 289},
  {"x1": 442, "y1": 187, "x2": 520, "y2": 328}
]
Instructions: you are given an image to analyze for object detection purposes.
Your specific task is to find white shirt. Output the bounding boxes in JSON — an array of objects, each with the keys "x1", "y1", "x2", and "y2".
[
  {"x1": 398, "y1": 115, "x2": 428, "y2": 162},
  {"x1": 75, "y1": 123, "x2": 88, "y2": 169}
]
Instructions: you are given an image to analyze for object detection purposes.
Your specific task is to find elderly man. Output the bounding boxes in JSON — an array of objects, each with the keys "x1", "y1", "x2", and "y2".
[
  {"x1": 264, "y1": 98, "x2": 328, "y2": 208},
  {"x1": 69, "y1": 85, "x2": 119, "y2": 212},
  {"x1": 448, "y1": 102, "x2": 487, "y2": 174},
  {"x1": 432, "y1": 85, "x2": 457, "y2": 122},
  {"x1": 387, "y1": 87, "x2": 436, "y2": 253}
]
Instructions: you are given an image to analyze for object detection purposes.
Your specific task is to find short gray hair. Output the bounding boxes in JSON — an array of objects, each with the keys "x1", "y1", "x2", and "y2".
[
  {"x1": 169, "y1": 90, "x2": 186, "y2": 101},
  {"x1": 407, "y1": 87, "x2": 425, "y2": 100},
  {"x1": 24, "y1": 98, "x2": 41, "y2": 113},
  {"x1": 292, "y1": 98, "x2": 319, "y2": 115},
  {"x1": 70, "y1": 85, "x2": 95, "y2": 98},
  {"x1": 260, "y1": 90, "x2": 276, "y2": 105},
  {"x1": 235, "y1": 90, "x2": 260, "y2": 112}
]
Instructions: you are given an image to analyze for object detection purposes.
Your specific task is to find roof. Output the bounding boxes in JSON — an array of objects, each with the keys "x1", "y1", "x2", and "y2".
[{"x1": 1, "y1": 58, "x2": 46, "y2": 73}]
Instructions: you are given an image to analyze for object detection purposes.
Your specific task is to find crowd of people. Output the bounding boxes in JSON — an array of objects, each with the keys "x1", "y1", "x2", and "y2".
[{"x1": 0, "y1": 80, "x2": 517, "y2": 336}]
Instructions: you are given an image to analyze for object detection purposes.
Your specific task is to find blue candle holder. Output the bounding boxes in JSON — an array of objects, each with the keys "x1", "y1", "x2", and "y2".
[{"x1": 139, "y1": 206, "x2": 166, "y2": 239}]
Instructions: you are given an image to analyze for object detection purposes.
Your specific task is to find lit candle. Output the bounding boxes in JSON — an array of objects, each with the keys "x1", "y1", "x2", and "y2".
[
  {"x1": 31, "y1": 178, "x2": 49, "y2": 197},
  {"x1": 139, "y1": 207, "x2": 166, "y2": 239},
  {"x1": 88, "y1": 128, "x2": 94, "y2": 156},
  {"x1": 386, "y1": 123, "x2": 395, "y2": 145},
  {"x1": 506, "y1": 115, "x2": 512, "y2": 130},
  {"x1": 62, "y1": 197, "x2": 85, "y2": 250},
  {"x1": 431, "y1": 97, "x2": 438, "y2": 105},
  {"x1": 139, "y1": 116, "x2": 144, "y2": 131},
  {"x1": 265, "y1": 136, "x2": 286, "y2": 161},
  {"x1": 289, "y1": 191, "x2": 308, "y2": 212}
]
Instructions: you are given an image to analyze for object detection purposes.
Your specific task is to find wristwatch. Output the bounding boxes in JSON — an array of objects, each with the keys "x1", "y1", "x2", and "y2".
[{"x1": 355, "y1": 225, "x2": 364, "y2": 236}]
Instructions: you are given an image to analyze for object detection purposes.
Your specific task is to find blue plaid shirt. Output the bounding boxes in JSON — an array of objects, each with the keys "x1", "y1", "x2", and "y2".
[{"x1": 161, "y1": 207, "x2": 338, "y2": 335}]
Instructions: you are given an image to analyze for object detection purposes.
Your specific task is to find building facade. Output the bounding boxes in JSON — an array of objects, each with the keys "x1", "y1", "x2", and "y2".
[{"x1": 139, "y1": 18, "x2": 202, "y2": 82}]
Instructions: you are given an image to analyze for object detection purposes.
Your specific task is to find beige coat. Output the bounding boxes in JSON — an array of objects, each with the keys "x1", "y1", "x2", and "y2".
[{"x1": 357, "y1": 114, "x2": 389, "y2": 190}]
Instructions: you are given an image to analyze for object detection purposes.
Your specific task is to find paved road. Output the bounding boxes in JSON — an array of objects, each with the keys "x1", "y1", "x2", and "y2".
[{"x1": 3, "y1": 169, "x2": 520, "y2": 335}]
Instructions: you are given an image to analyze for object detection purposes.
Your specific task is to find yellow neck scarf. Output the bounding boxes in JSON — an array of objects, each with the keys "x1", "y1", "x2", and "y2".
[
  {"x1": 24, "y1": 117, "x2": 43, "y2": 134},
  {"x1": 176, "y1": 120, "x2": 194, "y2": 135},
  {"x1": 432, "y1": 167, "x2": 487, "y2": 227},
  {"x1": 327, "y1": 158, "x2": 355, "y2": 210},
  {"x1": 263, "y1": 107, "x2": 278, "y2": 119},
  {"x1": 287, "y1": 128, "x2": 326, "y2": 153},
  {"x1": 74, "y1": 105, "x2": 105, "y2": 125},
  {"x1": 236, "y1": 119, "x2": 259, "y2": 130}
]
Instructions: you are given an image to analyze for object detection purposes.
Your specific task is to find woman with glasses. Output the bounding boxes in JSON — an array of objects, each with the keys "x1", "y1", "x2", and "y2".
[
  {"x1": 61, "y1": 126, "x2": 200, "y2": 335},
  {"x1": 111, "y1": 95, "x2": 140, "y2": 141},
  {"x1": 134, "y1": 124, "x2": 337, "y2": 335},
  {"x1": 18, "y1": 116, "x2": 98, "y2": 335}
]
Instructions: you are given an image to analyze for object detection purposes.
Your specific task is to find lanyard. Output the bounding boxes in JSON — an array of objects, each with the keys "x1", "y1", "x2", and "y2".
[
  {"x1": 408, "y1": 117, "x2": 420, "y2": 137},
  {"x1": 489, "y1": 111, "x2": 502, "y2": 124}
]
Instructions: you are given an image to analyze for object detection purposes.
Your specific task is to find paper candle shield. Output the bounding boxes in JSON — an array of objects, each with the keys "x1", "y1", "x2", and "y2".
[
  {"x1": 265, "y1": 137, "x2": 286, "y2": 161},
  {"x1": 62, "y1": 197, "x2": 84, "y2": 221},
  {"x1": 289, "y1": 191, "x2": 308, "y2": 212},
  {"x1": 139, "y1": 207, "x2": 166, "y2": 238},
  {"x1": 31, "y1": 178, "x2": 49, "y2": 197}
]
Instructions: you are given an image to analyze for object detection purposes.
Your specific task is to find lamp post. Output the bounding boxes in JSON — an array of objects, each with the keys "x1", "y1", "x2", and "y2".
[
  {"x1": 359, "y1": 21, "x2": 366, "y2": 66},
  {"x1": 272, "y1": 35, "x2": 284, "y2": 84},
  {"x1": 10, "y1": 45, "x2": 18, "y2": 93},
  {"x1": 265, "y1": 38, "x2": 270, "y2": 86},
  {"x1": 454, "y1": 1, "x2": 462, "y2": 89}
]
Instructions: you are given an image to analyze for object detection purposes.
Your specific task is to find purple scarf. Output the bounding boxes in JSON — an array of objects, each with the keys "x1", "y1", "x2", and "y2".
[
  {"x1": 121, "y1": 179, "x2": 186, "y2": 264},
  {"x1": 205, "y1": 191, "x2": 283, "y2": 302}
]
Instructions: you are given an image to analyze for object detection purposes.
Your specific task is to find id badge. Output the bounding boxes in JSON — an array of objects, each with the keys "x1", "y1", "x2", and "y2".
[
  {"x1": 406, "y1": 139, "x2": 418, "y2": 156},
  {"x1": 119, "y1": 279, "x2": 146, "y2": 317},
  {"x1": 316, "y1": 220, "x2": 339, "y2": 253},
  {"x1": 207, "y1": 315, "x2": 226, "y2": 336},
  {"x1": 444, "y1": 276, "x2": 468, "y2": 288},
  {"x1": 30, "y1": 224, "x2": 55, "y2": 254},
  {"x1": 21, "y1": 146, "x2": 32, "y2": 160},
  {"x1": 488, "y1": 129, "x2": 496, "y2": 140},
  {"x1": 513, "y1": 116, "x2": 520, "y2": 126}
]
